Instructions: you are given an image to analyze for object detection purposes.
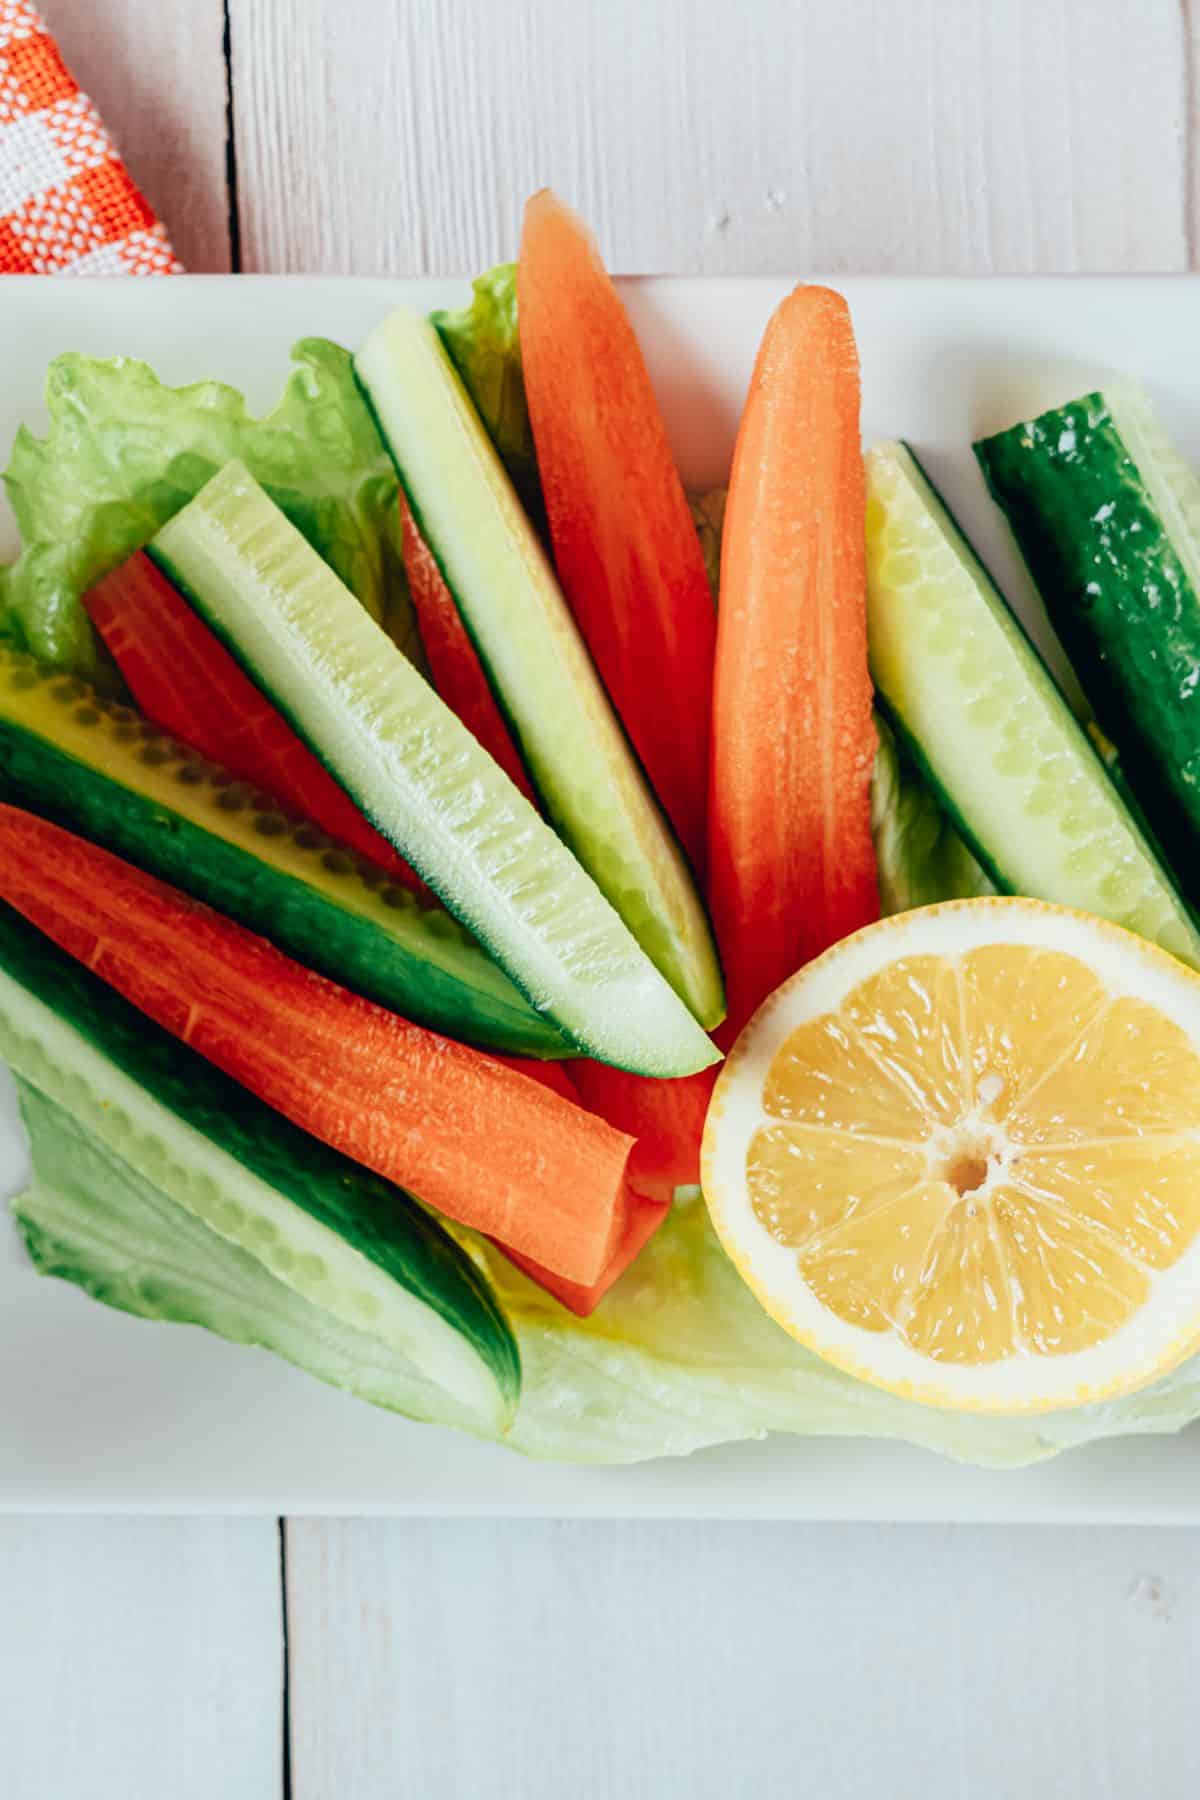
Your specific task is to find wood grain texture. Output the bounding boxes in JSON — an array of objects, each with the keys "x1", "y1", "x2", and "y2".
[
  {"x1": 0, "y1": 1517, "x2": 282, "y2": 1800},
  {"x1": 286, "y1": 1519, "x2": 1200, "y2": 1800},
  {"x1": 229, "y1": 0, "x2": 1188, "y2": 276},
  {"x1": 1184, "y1": 0, "x2": 1200, "y2": 264},
  {"x1": 41, "y1": 0, "x2": 232, "y2": 271}
]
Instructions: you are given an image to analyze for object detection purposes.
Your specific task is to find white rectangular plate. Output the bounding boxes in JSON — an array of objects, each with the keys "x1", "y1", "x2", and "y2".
[{"x1": 3, "y1": 273, "x2": 1200, "y2": 1520}]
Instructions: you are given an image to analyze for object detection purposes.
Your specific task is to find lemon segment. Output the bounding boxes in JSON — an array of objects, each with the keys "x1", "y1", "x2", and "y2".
[{"x1": 702, "y1": 898, "x2": 1200, "y2": 1413}]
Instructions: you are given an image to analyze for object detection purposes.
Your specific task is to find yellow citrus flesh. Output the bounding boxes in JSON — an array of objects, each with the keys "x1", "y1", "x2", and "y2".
[{"x1": 702, "y1": 899, "x2": 1200, "y2": 1413}]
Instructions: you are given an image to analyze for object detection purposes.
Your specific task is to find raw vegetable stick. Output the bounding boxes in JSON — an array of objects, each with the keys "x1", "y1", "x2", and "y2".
[
  {"x1": 397, "y1": 534, "x2": 650, "y2": 1081},
  {"x1": 0, "y1": 642, "x2": 569, "y2": 1059},
  {"x1": 150, "y1": 462, "x2": 718, "y2": 1077},
  {"x1": 504, "y1": 1189, "x2": 670, "y2": 1318},
  {"x1": 398, "y1": 494, "x2": 537, "y2": 803},
  {"x1": 397, "y1": 509, "x2": 689, "y2": 1237},
  {"x1": 85, "y1": 552, "x2": 426, "y2": 894},
  {"x1": 0, "y1": 804, "x2": 635, "y2": 1286},
  {"x1": 571, "y1": 1060, "x2": 715, "y2": 1202},
  {"x1": 490, "y1": 1042, "x2": 672, "y2": 1316},
  {"x1": 493, "y1": 1055, "x2": 581, "y2": 1100},
  {"x1": 0, "y1": 902, "x2": 519, "y2": 1429},
  {"x1": 709, "y1": 285, "x2": 878, "y2": 1037},
  {"x1": 517, "y1": 192, "x2": 724, "y2": 1189},
  {"x1": 976, "y1": 385, "x2": 1200, "y2": 903},
  {"x1": 486, "y1": 1050, "x2": 658, "y2": 1313},
  {"x1": 864, "y1": 440, "x2": 1200, "y2": 967},
  {"x1": 392, "y1": 535, "x2": 680, "y2": 1280},
  {"x1": 518, "y1": 189, "x2": 718, "y2": 879},
  {"x1": 354, "y1": 313, "x2": 725, "y2": 1034}
]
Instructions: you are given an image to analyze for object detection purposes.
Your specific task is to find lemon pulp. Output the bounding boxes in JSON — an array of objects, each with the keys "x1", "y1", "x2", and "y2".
[{"x1": 704, "y1": 900, "x2": 1200, "y2": 1412}]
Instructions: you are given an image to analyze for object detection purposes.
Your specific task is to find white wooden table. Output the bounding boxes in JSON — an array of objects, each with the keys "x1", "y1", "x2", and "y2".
[{"x1": 6, "y1": 3, "x2": 1200, "y2": 1795}]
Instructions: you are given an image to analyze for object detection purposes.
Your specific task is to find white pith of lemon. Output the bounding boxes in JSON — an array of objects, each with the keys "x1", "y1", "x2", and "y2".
[{"x1": 701, "y1": 898, "x2": 1200, "y2": 1414}]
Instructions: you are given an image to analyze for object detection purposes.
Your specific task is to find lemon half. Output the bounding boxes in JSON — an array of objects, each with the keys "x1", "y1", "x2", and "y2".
[{"x1": 702, "y1": 898, "x2": 1200, "y2": 1413}]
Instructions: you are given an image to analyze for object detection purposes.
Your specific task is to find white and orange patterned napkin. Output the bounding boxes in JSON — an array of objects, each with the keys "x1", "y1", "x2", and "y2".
[{"x1": 0, "y1": 0, "x2": 178, "y2": 275}]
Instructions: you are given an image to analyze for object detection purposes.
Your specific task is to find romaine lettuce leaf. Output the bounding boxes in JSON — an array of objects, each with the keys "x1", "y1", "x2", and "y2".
[
  {"x1": 431, "y1": 265, "x2": 545, "y2": 527},
  {"x1": 0, "y1": 338, "x2": 420, "y2": 683},
  {"x1": 12, "y1": 1080, "x2": 487, "y2": 1438},
  {"x1": 14, "y1": 1082, "x2": 1200, "y2": 1468}
]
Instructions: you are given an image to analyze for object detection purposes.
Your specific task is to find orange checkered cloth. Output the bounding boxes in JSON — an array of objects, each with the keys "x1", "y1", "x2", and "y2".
[{"x1": 0, "y1": 0, "x2": 178, "y2": 275}]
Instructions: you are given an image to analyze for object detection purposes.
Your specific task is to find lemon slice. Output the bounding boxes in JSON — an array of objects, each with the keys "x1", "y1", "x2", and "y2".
[{"x1": 702, "y1": 898, "x2": 1200, "y2": 1413}]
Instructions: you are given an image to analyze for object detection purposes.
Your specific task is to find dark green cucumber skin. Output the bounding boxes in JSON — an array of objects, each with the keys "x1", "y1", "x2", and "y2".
[
  {"x1": 0, "y1": 716, "x2": 567, "y2": 1060},
  {"x1": 977, "y1": 397, "x2": 1200, "y2": 905},
  {"x1": 1084, "y1": 721, "x2": 1199, "y2": 916},
  {"x1": 0, "y1": 899, "x2": 520, "y2": 1404}
]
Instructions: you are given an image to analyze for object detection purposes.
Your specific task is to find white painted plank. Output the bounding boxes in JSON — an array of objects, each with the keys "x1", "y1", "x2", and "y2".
[
  {"x1": 230, "y1": 0, "x2": 1187, "y2": 276},
  {"x1": 1183, "y1": 0, "x2": 1200, "y2": 265},
  {"x1": 0, "y1": 1517, "x2": 282, "y2": 1800},
  {"x1": 286, "y1": 1519, "x2": 1200, "y2": 1800},
  {"x1": 41, "y1": 0, "x2": 231, "y2": 270}
]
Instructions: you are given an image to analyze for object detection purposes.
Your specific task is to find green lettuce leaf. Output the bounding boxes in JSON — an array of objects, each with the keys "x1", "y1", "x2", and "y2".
[
  {"x1": 14, "y1": 1084, "x2": 1200, "y2": 1468},
  {"x1": 11, "y1": 1080, "x2": 488, "y2": 1439},
  {"x1": 0, "y1": 338, "x2": 420, "y2": 683},
  {"x1": 431, "y1": 265, "x2": 545, "y2": 527},
  {"x1": 872, "y1": 715, "x2": 993, "y2": 914},
  {"x1": 476, "y1": 1192, "x2": 1064, "y2": 1466}
]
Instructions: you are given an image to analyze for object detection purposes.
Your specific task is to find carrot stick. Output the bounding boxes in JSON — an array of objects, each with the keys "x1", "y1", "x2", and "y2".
[
  {"x1": 400, "y1": 486, "x2": 691, "y2": 1303},
  {"x1": 571, "y1": 1061, "x2": 714, "y2": 1202},
  {"x1": 708, "y1": 286, "x2": 878, "y2": 1038},
  {"x1": 519, "y1": 189, "x2": 717, "y2": 877},
  {"x1": 503, "y1": 1189, "x2": 669, "y2": 1317},
  {"x1": 85, "y1": 553, "x2": 426, "y2": 894},
  {"x1": 490, "y1": 1055, "x2": 672, "y2": 1311},
  {"x1": 398, "y1": 496, "x2": 538, "y2": 803},
  {"x1": 0, "y1": 805, "x2": 633, "y2": 1284}
]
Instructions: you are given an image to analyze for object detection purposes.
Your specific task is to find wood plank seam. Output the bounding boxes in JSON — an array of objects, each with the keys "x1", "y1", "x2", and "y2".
[
  {"x1": 222, "y1": 0, "x2": 243, "y2": 272},
  {"x1": 280, "y1": 1518, "x2": 294, "y2": 1799},
  {"x1": 41, "y1": 0, "x2": 232, "y2": 271}
]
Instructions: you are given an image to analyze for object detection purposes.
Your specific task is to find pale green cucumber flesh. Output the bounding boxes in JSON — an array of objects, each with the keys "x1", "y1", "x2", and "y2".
[
  {"x1": 0, "y1": 644, "x2": 567, "y2": 1059},
  {"x1": 864, "y1": 441, "x2": 1200, "y2": 968},
  {"x1": 151, "y1": 462, "x2": 718, "y2": 1077},
  {"x1": 353, "y1": 306, "x2": 724, "y2": 1030},
  {"x1": 14, "y1": 1081, "x2": 490, "y2": 1439},
  {"x1": 0, "y1": 901, "x2": 519, "y2": 1426}
]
